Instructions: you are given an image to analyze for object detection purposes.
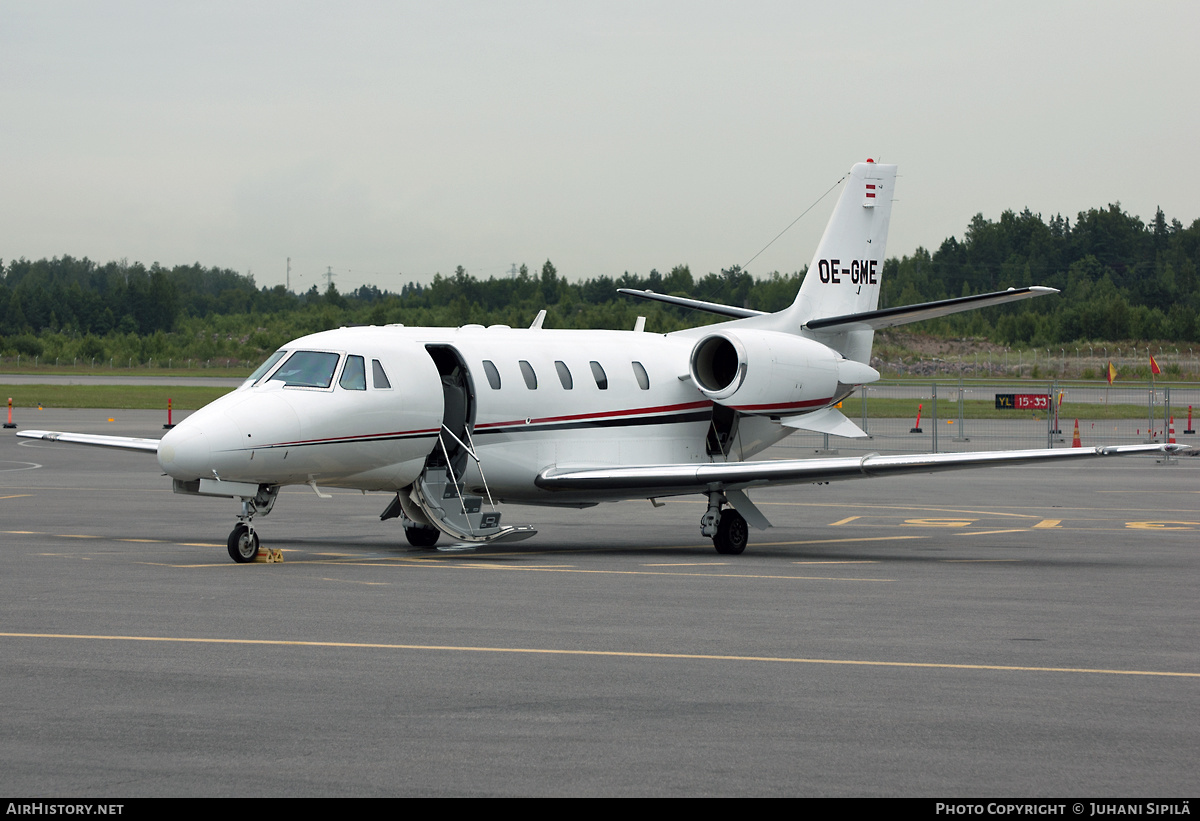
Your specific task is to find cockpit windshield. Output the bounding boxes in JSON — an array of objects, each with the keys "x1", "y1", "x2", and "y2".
[
  {"x1": 248, "y1": 350, "x2": 288, "y2": 385},
  {"x1": 268, "y1": 350, "x2": 342, "y2": 389}
]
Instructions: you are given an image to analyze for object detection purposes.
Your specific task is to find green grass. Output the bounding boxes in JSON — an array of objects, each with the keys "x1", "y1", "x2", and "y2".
[
  {"x1": 0, "y1": 366, "x2": 252, "y2": 379},
  {"x1": 0, "y1": 384, "x2": 234, "y2": 410}
]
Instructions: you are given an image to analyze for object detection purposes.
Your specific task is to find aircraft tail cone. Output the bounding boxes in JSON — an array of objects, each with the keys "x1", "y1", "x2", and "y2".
[{"x1": 1072, "y1": 419, "x2": 1082, "y2": 448}]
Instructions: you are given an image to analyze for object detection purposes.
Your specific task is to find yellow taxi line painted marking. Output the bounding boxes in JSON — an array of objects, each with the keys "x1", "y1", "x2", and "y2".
[
  {"x1": 322, "y1": 578, "x2": 391, "y2": 586},
  {"x1": 643, "y1": 562, "x2": 730, "y2": 567},
  {"x1": 959, "y1": 529, "x2": 1031, "y2": 536},
  {"x1": 903, "y1": 519, "x2": 973, "y2": 527},
  {"x1": 753, "y1": 536, "x2": 923, "y2": 546},
  {"x1": 0, "y1": 487, "x2": 175, "y2": 493},
  {"x1": 0, "y1": 495, "x2": 33, "y2": 500},
  {"x1": 829, "y1": 516, "x2": 860, "y2": 526},
  {"x1": 118, "y1": 538, "x2": 164, "y2": 543},
  {"x1": 1, "y1": 632, "x2": 1194, "y2": 679},
  {"x1": 944, "y1": 559, "x2": 1023, "y2": 563},
  {"x1": 1033, "y1": 519, "x2": 1062, "y2": 529},
  {"x1": 792, "y1": 561, "x2": 879, "y2": 565},
  {"x1": 177, "y1": 543, "x2": 223, "y2": 547},
  {"x1": 757, "y1": 503, "x2": 1040, "y2": 519},
  {"x1": 3, "y1": 530, "x2": 45, "y2": 534},
  {"x1": 1097, "y1": 490, "x2": 1200, "y2": 494},
  {"x1": 302, "y1": 562, "x2": 894, "y2": 582},
  {"x1": 60, "y1": 534, "x2": 100, "y2": 539}
]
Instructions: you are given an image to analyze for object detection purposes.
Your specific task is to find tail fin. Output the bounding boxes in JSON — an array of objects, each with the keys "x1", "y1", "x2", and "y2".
[{"x1": 780, "y1": 159, "x2": 897, "y2": 362}]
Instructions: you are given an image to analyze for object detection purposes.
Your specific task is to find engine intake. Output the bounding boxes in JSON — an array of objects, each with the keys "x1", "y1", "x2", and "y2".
[
  {"x1": 688, "y1": 330, "x2": 877, "y2": 416},
  {"x1": 690, "y1": 334, "x2": 747, "y2": 399}
]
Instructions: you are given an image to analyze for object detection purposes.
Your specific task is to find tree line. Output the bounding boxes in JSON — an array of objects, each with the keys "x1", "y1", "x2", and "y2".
[
  {"x1": 881, "y1": 204, "x2": 1199, "y2": 345},
  {"x1": 1, "y1": 201, "x2": 1197, "y2": 367}
]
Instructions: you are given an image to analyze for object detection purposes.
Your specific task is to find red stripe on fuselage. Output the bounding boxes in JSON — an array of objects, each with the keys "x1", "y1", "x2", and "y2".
[
  {"x1": 729, "y1": 397, "x2": 832, "y2": 413},
  {"x1": 474, "y1": 400, "x2": 713, "y2": 431},
  {"x1": 260, "y1": 427, "x2": 442, "y2": 448}
]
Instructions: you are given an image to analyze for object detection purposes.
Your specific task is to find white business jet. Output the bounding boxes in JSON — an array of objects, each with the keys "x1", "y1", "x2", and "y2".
[{"x1": 18, "y1": 160, "x2": 1177, "y2": 561}]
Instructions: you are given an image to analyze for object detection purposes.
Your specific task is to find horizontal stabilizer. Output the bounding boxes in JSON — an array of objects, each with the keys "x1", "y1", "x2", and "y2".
[
  {"x1": 17, "y1": 429, "x2": 160, "y2": 454},
  {"x1": 780, "y1": 407, "x2": 869, "y2": 438},
  {"x1": 805, "y1": 287, "x2": 1058, "y2": 332},
  {"x1": 617, "y1": 288, "x2": 765, "y2": 319}
]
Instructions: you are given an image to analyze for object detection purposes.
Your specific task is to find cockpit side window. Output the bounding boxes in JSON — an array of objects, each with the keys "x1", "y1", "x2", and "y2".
[
  {"x1": 339, "y1": 355, "x2": 367, "y2": 390},
  {"x1": 249, "y1": 350, "x2": 288, "y2": 385},
  {"x1": 371, "y1": 359, "x2": 392, "y2": 389},
  {"x1": 269, "y1": 351, "x2": 341, "y2": 389}
]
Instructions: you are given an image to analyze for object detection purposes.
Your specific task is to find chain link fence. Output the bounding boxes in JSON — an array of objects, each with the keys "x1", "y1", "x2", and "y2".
[{"x1": 776, "y1": 380, "x2": 1200, "y2": 456}]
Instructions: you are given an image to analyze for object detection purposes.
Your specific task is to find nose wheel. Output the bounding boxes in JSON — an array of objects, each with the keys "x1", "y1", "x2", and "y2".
[{"x1": 227, "y1": 523, "x2": 260, "y2": 563}]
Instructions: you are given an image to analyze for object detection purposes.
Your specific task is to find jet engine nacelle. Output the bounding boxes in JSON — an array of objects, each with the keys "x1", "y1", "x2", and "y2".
[{"x1": 688, "y1": 330, "x2": 878, "y2": 416}]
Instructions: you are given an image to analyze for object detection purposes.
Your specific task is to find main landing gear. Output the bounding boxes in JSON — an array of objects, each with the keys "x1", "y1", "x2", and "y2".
[
  {"x1": 701, "y1": 490, "x2": 749, "y2": 555},
  {"x1": 404, "y1": 524, "x2": 440, "y2": 548},
  {"x1": 715, "y1": 509, "x2": 749, "y2": 555}
]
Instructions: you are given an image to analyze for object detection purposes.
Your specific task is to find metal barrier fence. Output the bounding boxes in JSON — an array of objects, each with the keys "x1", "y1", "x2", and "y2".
[{"x1": 776, "y1": 380, "x2": 1200, "y2": 456}]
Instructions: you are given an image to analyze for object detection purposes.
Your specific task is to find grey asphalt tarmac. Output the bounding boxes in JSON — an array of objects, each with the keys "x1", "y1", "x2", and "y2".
[{"x1": 1, "y1": 411, "x2": 1197, "y2": 797}]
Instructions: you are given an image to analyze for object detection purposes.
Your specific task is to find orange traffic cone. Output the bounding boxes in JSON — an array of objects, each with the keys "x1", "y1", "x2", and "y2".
[
  {"x1": 1071, "y1": 419, "x2": 1081, "y2": 448},
  {"x1": 1169, "y1": 417, "x2": 1176, "y2": 445}
]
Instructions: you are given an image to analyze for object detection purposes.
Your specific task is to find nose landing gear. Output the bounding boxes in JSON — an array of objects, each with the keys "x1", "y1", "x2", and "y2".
[
  {"x1": 224, "y1": 486, "x2": 279, "y2": 563},
  {"x1": 228, "y1": 521, "x2": 260, "y2": 563}
]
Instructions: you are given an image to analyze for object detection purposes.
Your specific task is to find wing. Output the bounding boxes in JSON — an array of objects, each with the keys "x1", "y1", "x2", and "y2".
[
  {"x1": 16, "y1": 429, "x2": 160, "y2": 454},
  {"x1": 536, "y1": 444, "x2": 1182, "y2": 498}
]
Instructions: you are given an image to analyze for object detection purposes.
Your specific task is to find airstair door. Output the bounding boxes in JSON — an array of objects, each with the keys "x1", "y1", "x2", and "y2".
[{"x1": 410, "y1": 345, "x2": 535, "y2": 544}]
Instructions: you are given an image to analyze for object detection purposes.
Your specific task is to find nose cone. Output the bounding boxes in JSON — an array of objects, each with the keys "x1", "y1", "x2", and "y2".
[{"x1": 157, "y1": 425, "x2": 210, "y2": 479}]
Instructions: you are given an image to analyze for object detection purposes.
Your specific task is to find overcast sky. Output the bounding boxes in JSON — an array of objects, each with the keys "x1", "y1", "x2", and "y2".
[{"x1": 2, "y1": 1, "x2": 1198, "y2": 294}]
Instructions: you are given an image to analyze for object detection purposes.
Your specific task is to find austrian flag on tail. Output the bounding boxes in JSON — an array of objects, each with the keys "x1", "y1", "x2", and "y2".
[{"x1": 863, "y1": 181, "x2": 880, "y2": 207}]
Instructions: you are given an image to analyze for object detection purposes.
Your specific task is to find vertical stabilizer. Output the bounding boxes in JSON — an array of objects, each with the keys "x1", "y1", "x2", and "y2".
[{"x1": 782, "y1": 160, "x2": 897, "y2": 362}]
